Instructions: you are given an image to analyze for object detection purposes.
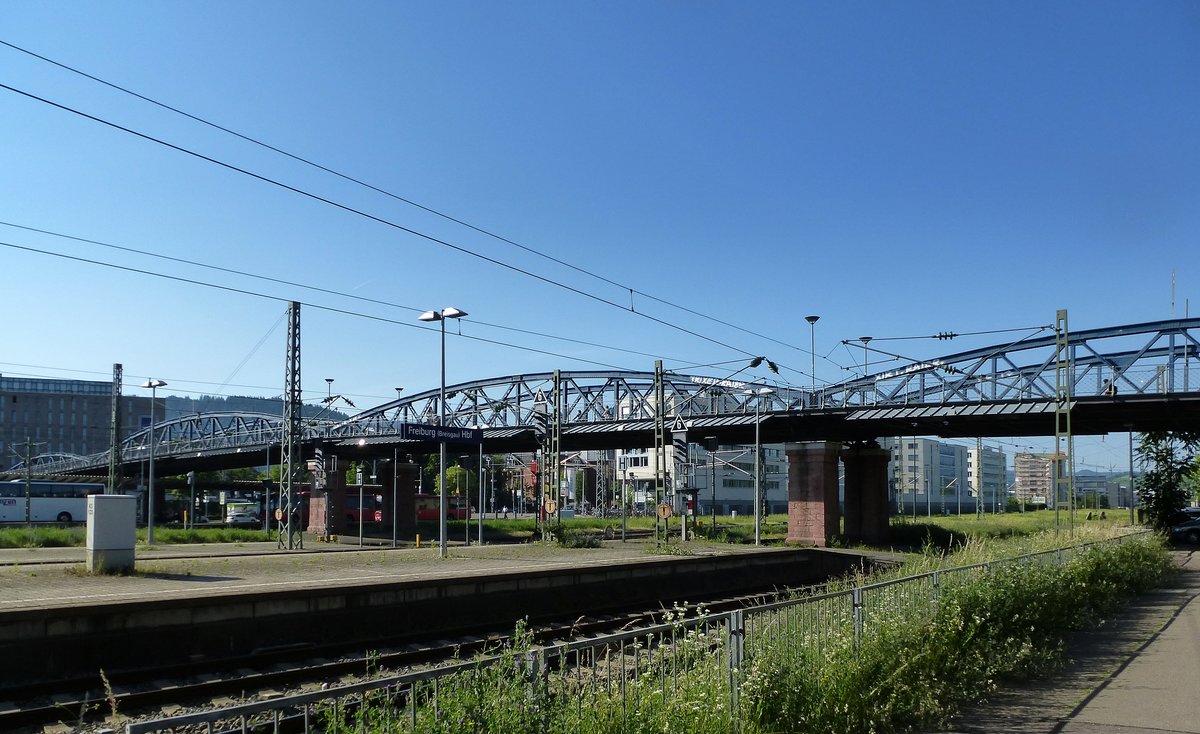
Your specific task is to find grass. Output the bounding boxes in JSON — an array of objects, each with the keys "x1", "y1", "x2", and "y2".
[
  {"x1": 0, "y1": 507, "x2": 1136, "y2": 550},
  {"x1": 0, "y1": 525, "x2": 85, "y2": 548},
  {"x1": 0, "y1": 525, "x2": 274, "y2": 548}
]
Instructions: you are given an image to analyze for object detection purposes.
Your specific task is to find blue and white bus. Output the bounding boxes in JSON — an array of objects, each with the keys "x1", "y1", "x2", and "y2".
[{"x1": 0, "y1": 481, "x2": 105, "y2": 523}]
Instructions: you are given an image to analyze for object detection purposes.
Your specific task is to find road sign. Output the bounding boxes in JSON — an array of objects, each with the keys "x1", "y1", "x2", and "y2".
[{"x1": 656, "y1": 502, "x2": 673, "y2": 519}]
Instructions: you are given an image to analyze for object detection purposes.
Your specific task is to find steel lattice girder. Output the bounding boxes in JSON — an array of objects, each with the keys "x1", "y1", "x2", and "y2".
[{"x1": 24, "y1": 318, "x2": 1200, "y2": 476}]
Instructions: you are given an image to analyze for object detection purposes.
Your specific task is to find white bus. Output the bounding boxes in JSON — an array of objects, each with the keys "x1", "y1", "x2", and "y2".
[{"x1": 0, "y1": 481, "x2": 105, "y2": 523}]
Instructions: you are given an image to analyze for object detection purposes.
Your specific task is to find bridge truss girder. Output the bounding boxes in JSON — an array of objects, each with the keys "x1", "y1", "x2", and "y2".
[
  {"x1": 19, "y1": 318, "x2": 1200, "y2": 477},
  {"x1": 831, "y1": 319, "x2": 1199, "y2": 407}
]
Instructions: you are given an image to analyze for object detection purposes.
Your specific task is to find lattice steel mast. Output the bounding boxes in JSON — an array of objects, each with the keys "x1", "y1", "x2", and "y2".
[
  {"x1": 279, "y1": 301, "x2": 304, "y2": 550},
  {"x1": 1054, "y1": 309, "x2": 1075, "y2": 535}
]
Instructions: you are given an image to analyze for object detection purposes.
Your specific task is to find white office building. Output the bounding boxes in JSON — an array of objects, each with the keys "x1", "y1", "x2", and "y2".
[{"x1": 881, "y1": 437, "x2": 970, "y2": 515}]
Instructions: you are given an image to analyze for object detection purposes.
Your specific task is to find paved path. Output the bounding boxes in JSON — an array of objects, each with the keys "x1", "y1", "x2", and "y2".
[{"x1": 941, "y1": 549, "x2": 1200, "y2": 734}]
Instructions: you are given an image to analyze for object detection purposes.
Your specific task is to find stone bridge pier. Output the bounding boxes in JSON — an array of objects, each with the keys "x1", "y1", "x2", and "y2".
[{"x1": 785, "y1": 440, "x2": 890, "y2": 546}]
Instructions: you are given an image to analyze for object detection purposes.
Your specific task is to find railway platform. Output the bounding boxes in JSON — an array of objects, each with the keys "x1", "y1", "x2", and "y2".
[
  {"x1": 0, "y1": 537, "x2": 879, "y2": 688},
  {"x1": 0, "y1": 537, "x2": 879, "y2": 613}
]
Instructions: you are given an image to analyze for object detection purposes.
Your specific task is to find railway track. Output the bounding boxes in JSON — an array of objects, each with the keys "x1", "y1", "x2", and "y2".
[{"x1": 0, "y1": 584, "x2": 807, "y2": 733}]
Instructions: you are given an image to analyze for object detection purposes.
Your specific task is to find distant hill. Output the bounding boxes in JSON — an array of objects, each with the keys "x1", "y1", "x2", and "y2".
[{"x1": 164, "y1": 395, "x2": 350, "y2": 422}]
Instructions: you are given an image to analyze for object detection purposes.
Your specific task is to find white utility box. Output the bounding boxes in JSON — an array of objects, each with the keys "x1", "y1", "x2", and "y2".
[{"x1": 86, "y1": 494, "x2": 137, "y2": 573}]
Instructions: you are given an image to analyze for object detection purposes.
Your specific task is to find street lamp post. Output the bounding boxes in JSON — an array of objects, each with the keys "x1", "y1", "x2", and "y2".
[
  {"x1": 805, "y1": 315, "x2": 820, "y2": 397},
  {"x1": 704, "y1": 435, "x2": 718, "y2": 539},
  {"x1": 141, "y1": 379, "x2": 167, "y2": 545},
  {"x1": 743, "y1": 388, "x2": 773, "y2": 546},
  {"x1": 477, "y1": 441, "x2": 485, "y2": 545},
  {"x1": 621, "y1": 466, "x2": 628, "y2": 542},
  {"x1": 418, "y1": 306, "x2": 468, "y2": 559},
  {"x1": 1128, "y1": 429, "x2": 1136, "y2": 525}
]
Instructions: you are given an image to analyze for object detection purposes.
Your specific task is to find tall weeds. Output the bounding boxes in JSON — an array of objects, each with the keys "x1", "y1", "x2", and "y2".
[{"x1": 329, "y1": 528, "x2": 1169, "y2": 734}]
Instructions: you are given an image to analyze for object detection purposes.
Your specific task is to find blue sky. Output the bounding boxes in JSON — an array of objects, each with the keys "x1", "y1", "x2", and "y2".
[{"x1": 2, "y1": 2, "x2": 1196, "y2": 471}]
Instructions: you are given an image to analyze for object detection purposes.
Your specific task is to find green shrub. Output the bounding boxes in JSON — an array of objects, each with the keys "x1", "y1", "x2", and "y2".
[
  {"x1": 0, "y1": 526, "x2": 85, "y2": 548},
  {"x1": 555, "y1": 527, "x2": 602, "y2": 549}
]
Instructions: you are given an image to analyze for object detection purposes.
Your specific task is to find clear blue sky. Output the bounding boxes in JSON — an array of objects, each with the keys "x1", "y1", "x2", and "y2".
[{"x1": 2, "y1": 2, "x2": 1196, "y2": 471}]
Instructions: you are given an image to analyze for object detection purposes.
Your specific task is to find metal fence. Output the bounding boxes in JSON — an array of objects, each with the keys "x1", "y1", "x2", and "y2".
[{"x1": 125, "y1": 537, "x2": 1134, "y2": 733}]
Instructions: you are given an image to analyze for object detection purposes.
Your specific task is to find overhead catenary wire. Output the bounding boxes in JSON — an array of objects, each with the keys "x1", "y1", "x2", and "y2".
[
  {"x1": 0, "y1": 238, "x2": 638, "y2": 373},
  {"x1": 0, "y1": 39, "x2": 811, "y2": 358},
  {"x1": 0, "y1": 81, "x2": 773, "y2": 364},
  {"x1": 0, "y1": 220, "x2": 672, "y2": 365}
]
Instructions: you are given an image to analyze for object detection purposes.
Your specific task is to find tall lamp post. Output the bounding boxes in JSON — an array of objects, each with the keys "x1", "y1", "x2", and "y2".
[
  {"x1": 805, "y1": 315, "x2": 820, "y2": 397},
  {"x1": 743, "y1": 387, "x2": 773, "y2": 546},
  {"x1": 140, "y1": 379, "x2": 167, "y2": 545},
  {"x1": 418, "y1": 306, "x2": 468, "y2": 559}
]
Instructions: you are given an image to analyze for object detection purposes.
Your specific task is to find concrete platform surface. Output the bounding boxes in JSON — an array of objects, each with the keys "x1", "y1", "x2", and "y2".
[{"x1": 0, "y1": 539, "x2": 816, "y2": 613}]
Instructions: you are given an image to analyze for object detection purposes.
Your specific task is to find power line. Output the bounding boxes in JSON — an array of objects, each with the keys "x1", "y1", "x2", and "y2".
[
  {"x1": 0, "y1": 238, "x2": 641, "y2": 372},
  {"x1": 0, "y1": 81, "x2": 768, "y2": 363},
  {"x1": 0, "y1": 38, "x2": 809, "y2": 356},
  {"x1": 0, "y1": 220, "x2": 672, "y2": 364},
  {"x1": 865, "y1": 325, "x2": 1054, "y2": 342}
]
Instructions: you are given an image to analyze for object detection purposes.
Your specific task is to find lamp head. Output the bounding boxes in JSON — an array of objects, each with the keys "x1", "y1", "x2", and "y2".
[
  {"x1": 141, "y1": 378, "x2": 167, "y2": 389},
  {"x1": 805, "y1": 315, "x2": 820, "y2": 325}
]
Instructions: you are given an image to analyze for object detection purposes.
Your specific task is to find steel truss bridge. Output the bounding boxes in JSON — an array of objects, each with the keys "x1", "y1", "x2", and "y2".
[{"x1": 21, "y1": 318, "x2": 1200, "y2": 477}]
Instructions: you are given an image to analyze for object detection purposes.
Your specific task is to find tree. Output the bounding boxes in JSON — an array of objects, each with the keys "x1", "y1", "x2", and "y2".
[{"x1": 1135, "y1": 431, "x2": 1200, "y2": 531}]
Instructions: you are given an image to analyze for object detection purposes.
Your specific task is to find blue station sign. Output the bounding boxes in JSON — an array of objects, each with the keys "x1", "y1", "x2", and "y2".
[{"x1": 399, "y1": 422, "x2": 483, "y2": 444}]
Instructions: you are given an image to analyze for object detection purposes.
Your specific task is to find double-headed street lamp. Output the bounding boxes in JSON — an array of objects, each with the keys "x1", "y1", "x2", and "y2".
[
  {"x1": 418, "y1": 306, "x2": 468, "y2": 559},
  {"x1": 140, "y1": 378, "x2": 167, "y2": 545}
]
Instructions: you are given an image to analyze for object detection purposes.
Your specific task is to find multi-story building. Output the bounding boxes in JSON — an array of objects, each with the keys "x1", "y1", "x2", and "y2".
[
  {"x1": 1013, "y1": 452, "x2": 1059, "y2": 507},
  {"x1": 611, "y1": 442, "x2": 787, "y2": 516},
  {"x1": 0, "y1": 375, "x2": 154, "y2": 466},
  {"x1": 881, "y1": 437, "x2": 969, "y2": 514},
  {"x1": 1073, "y1": 471, "x2": 1119, "y2": 510},
  {"x1": 967, "y1": 444, "x2": 1008, "y2": 510}
]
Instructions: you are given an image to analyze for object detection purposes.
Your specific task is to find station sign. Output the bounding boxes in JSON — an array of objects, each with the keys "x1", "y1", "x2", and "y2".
[{"x1": 399, "y1": 422, "x2": 483, "y2": 444}]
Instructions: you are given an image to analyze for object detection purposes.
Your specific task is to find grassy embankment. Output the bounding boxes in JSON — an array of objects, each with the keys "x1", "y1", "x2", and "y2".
[{"x1": 318, "y1": 520, "x2": 1170, "y2": 734}]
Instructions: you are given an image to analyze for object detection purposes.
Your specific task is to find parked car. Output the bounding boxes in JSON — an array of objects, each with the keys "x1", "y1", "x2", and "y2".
[
  {"x1": 1170, "y1": 517, "x2": 1200, "y2": 545},
  {"x1": 1165, "y1": 506, "x2": 1200, "y2": 527},
  {"x1": 225, "y1": 511, "x2": 259, "y2": 528}
]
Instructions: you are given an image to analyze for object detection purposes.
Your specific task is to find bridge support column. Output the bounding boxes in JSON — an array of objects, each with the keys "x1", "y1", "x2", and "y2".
[
  {"x1": 375, "y1": 460, "x2": 419, "y2": 537},
  {"x1": 321, "y1": 470, "x2": 347, "y2": 538},
  {"x1": 785, "y1": 442, "x2": 841, "y2": 546},
  {"x1": 841, "y1": 442, "x2": 891, "y2": 545}
]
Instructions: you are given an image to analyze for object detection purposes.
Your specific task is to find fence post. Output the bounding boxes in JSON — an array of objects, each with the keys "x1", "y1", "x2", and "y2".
[
  {"x1": 852, "y1": 586, "x2": 864, "y2": 652},
  {"x1": 727, "y1": 609, "x2": 745, "y2": 721},
  {"x1": 932, "y1": 570, "x2": 941, "y2": 605}
]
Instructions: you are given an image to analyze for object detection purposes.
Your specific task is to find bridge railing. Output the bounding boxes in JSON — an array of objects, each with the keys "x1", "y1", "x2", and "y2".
[{"x1": 123, "y1": 534, "x2": 1142, "y2": 734}]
